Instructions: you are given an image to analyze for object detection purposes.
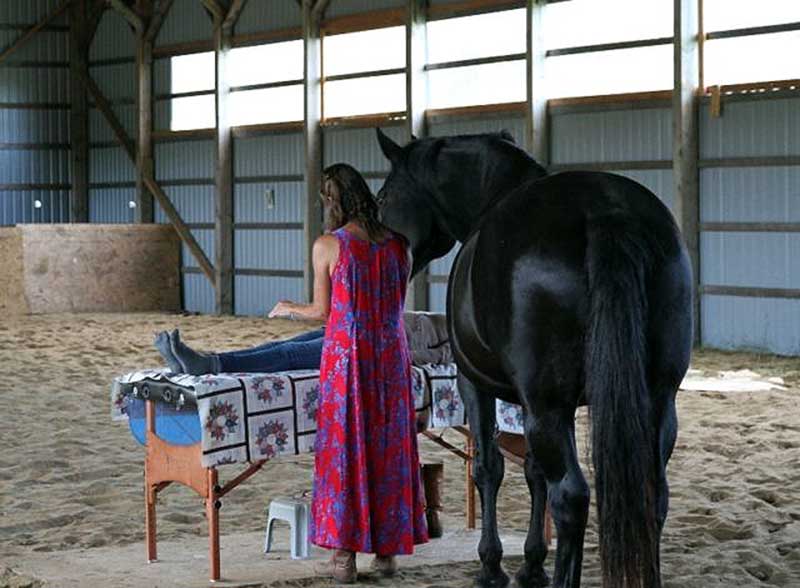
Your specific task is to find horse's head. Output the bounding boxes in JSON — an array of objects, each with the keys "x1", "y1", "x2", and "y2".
[{"x1": 375, "y1": 129, "x2": 456, "y2": 277}]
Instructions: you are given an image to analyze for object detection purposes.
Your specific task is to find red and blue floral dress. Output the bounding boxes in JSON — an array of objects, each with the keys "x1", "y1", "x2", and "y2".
[{"x1": 310, "y1": 227, "x2": 429, "y2": 556}]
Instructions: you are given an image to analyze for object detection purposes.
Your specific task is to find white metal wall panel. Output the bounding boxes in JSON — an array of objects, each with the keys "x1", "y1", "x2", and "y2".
[
  {"x1": 235, "y1": 133, "x2": 304, "y2": 177},
  {"x1": 90, "y1": 11, "x2": 136, "y2": 60},
  {"x1": 235, "y1": 182, "x2": 305, "y2": 224},
  {"x1": 0, "y1": 190, "x2": 69, "y2": 225},
  {"x1": 702, "y1": 296, "x2": 800, "y2": 356},
  {"x1": 156, "y1": 0, "x2": 213, "y2": 46},
  {"x1": 701, "y1": 166, "x2": 800, "y2": 223},
  {"x1": 154, "y1": 186, "x2": 215, "y2": 224},
  {"x1": 234, "y1": 229, "x2": 304, "y2": 270},
  {"x1": 700, "y1": 233, "x2": 800, "y2": 290},
  {"x1": 0, "y1": 149, "x2": 70, "y2": 184},
  {"x1": 550, "y1": 108, "x2": 672, "y2": 164},
  {"x1": 89, "y1": 188, "x2": 135, "y2": 223},
  {"x1": 155, "y1": 140, "x2": 215, "y2": 180},
  {"x1": 90, "y1": 146, "x2": 136, "y2": 183},
  {"x1": 235, "y1": 0, "x2": 301, "y2": 35},
  {"x1": 235, "y1": 275, "x2": 304, "y2": 317},
  {"x1": 323, "y1": 125, "x2": 405, "y2": 172},
  {"x1": 700, "y1": 96, "x2": 800, "y2": 159},
  {"x1": 428, "y1": 283, "x2": 448, "y2": 314},
  {"x1": 183, "y1": 273, "x2": 215, "y2": 314},
  {"x1": 181, "y1": 229, "x2": 215, "y2": 268},
  {"x1": 0, "y1": 68, "x2": 69, "y2": 103},
  {"x1": 0, "y1": 109, "x2": 69, "y2": 143}
]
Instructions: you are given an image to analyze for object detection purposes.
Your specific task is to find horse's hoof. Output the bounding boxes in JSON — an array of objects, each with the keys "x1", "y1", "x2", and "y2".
[
  {"x1": 476, "y1": 569, "x2": 510, "y2": 588},
  {"x1": 514, "y1": 566, "x2": 550, "y2": 588}
]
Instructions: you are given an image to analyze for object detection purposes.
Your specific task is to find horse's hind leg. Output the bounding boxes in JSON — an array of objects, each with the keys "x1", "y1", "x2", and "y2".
[
  {"x1": 527, "y1": 409, "x2": 589, "y2": 588},
  {"x1": 459, "y1": 373, "x2": 509, "y2": 588},
  {"x1": 515, "y1": 420, "x2": 550, "y2": 588}
]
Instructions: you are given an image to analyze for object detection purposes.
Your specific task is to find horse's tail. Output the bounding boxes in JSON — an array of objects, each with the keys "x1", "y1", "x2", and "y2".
[{"x1": 586, "y1": 224, "x2": 659, "y2": 588}]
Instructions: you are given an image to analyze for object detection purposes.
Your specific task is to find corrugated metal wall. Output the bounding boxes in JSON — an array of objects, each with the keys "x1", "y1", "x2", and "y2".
[
  {"x1": 236, "y1": 0, "x2": 300, "y2": 35},
  {"x1": 699, "y1": 95, "x2": 800, "y2": 355},
  {"x1": 0, "y1": 0, "x2": 70, "y2": 225}
]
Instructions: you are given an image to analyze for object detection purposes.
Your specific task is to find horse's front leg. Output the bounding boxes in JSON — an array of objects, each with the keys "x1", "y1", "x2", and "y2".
[
  {"x1": 459, "y1": 374, "x2": 508, "y2": 588},
  {"x1": 515, "y1": 424, "x2": 550, "y2": 587}
]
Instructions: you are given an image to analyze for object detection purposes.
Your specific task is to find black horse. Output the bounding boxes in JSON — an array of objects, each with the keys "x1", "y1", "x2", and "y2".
[{"x1": 375, "y1": 129, "x2": 692, "y2": 588}]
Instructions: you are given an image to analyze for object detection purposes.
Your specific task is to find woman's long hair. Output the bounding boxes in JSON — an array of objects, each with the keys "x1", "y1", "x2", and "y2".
[{"x1": 321, "y1": 163, "x2": 387, "y2": 243}]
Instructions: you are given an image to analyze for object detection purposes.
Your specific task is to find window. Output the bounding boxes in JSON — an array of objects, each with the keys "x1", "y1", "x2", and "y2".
[
  {"x1": 169, "y1": 52, "x2": 215, "y2": 131},
  {"x1": 322, "y1": 26, "x2": 406, "y2": 118},
  {"x1": 543, "y1": 0, "x2": 673, "y2": 99},
  {"x1": 426, "y1": 8, "x2": 526, "y2": 110},
  {"x1": 228, "y1": 40, "x2": 304, "y2": 126},
  {"x1": 703, "y1": 1, "x2": 800, "y2": 87}
]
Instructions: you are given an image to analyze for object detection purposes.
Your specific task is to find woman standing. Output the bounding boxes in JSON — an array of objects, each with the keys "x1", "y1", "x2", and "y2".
[{"x1": 269, "y1": 163, "x2": 428, "y2": 583}]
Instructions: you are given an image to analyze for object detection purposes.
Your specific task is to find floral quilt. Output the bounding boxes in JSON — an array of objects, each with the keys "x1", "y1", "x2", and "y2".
[{"x1": 111, "y1": 363, "x2": 466, "y2": 468}]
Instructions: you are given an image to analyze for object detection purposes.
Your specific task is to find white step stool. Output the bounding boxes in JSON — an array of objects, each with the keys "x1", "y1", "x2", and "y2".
[{"x1": 264, "y1": 497, "x2": 310, "y2": 559}]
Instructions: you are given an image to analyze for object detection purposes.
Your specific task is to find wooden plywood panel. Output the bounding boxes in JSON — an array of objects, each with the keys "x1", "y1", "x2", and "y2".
[
  {"x1": 0, "y1": 227, "x2": 27, "y2": 315},
  {"x1": 19, "y1": 224, "x2": 181, "y2": 313}
]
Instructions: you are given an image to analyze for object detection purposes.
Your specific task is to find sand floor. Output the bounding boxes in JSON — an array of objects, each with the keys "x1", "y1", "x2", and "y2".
[{"x1": 0, "y1": 312, "x2": 798, "y2": 587}]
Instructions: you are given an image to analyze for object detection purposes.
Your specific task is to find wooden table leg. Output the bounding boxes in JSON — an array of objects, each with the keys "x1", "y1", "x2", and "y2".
[
  {"x1": 465, "y1": 434, "x2": 476, "y2": 530},
  {"x1": 145, "y1": 400, "x2": 158, "y2": 563},
  {"x1": 207, "y1": 468, "x2": 220, "y2": 582}
]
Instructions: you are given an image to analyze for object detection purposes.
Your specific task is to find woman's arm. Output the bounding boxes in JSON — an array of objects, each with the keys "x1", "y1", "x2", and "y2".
[{"x1": 268, "y1": 235, "x2": 338, "y2": 321}]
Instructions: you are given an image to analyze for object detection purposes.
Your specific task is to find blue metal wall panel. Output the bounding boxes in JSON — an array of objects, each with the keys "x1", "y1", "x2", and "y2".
[
  {"x1": 0, "y1": 109, "x2": 69, "y2": 143},
  {"x1": 154, "y1": 57, "x2": 171, "y2": 96},
  {"x1": 428, "y1": 116, "x2": 526, "y2": 145},
  {"x1": 701, "y1": 233, "x2": 800, "y2": 289},
  {"x1": 156, "y1": 0, "x2": 213, "y2": 46},
  {"x1": 700, "y1": 96, "x2": 800, "y2": 159},
  {"x1": 702, "y1": 295, "x2": 800, "y2": 356},
  {"x1": 89, "y1": 188, "x2": 135, "y2": 223},
  {"x1": 90, "y1": 104, "x2": 137, "y2": 142},
  {"x1": 234, "y1": 229, "x2": 304, "y2": 270},
  {"x1": 235, "y1": 181, "x2": 305, "y2": 223},
  {"x1": 154, "y1": 186, "x2": 215, "y2": 224},
  {"x1": 235, "y1": 275, "x2": 304, "y2": 316},
  {"x1": 156, "y1": 140, "x2": 215, "y2": 180},
  {"x1": 182, "y1": 229, "x2": 215, "y2": 268},
  {"x1": 0, "y1": 148, "x2": 70, "y2": 184},
  {"x1": 0, "y1": 0, "x2": 66, "y2": 21},
  {"x1": 615, "y1": 169, "x2": 675, "y2": 213},
  {"x1": 184, "y1": 273, "x2": 215, "y2": 314},
  {"x1": 0, "y1": 190, "x2": 69, "y2": 225},
  {"x1": 235, "y1": 133, "x2": 305, "y2": 177},
  {"x1": 323, "y1": 125, "x2": 405, "y2": 172},
  {"x1": 0, "y1": 30, "x2": 67, "y2": 61},
  {"x1": 327, "y1": 0, "x2": 405, "y2": 18},
  {"x1": 428, "y1": 283, "x2": 448, "y2": 314},
  {"x1": 90, "y1": 11, "x2": 136, "y2": 60},
  {"x1": 90, "y1": 146, "x2": 136, "y2": 183},
  {"x1": 550, "y1": 108, "x2": 672, "y2": 164},
  {"x1": 0, "y1": 68, "x2": 69, "y2": 102},
  {"x1": 236, "y1": 0, "x2": 301, "y2": 35},
  {"x1": 701, "y1": 166, "x2": 800, "y2": 223},
  {"x1": 91, "y1": 63, "x2": 137, "y2": 101}
]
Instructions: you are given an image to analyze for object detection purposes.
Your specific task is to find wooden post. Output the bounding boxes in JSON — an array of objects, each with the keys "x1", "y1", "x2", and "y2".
[
  {"x1": 303, "y1": 0, "x2": 324, "y2": 302},
  {"x1": 673, "y1": 0, "x2": 702, "y2": 346},
  {"x1": 206, "y1": 468, "x2": 221, "y2": 581},
  {"x1": 69, "y1": 1, "x2": 90, "y2": 223},
  {"x1": 525, "y1": 0, "x2": 548, "y2": 166},
  {"x1": 405, "y1": 0, "x2": 430, "y2": 311},
  {"x1": 213, "y1": 5, "x2": 235, "y2": 315},
  {"x1": 135, "y1": 0, "x2": 155, "y2": 224}
]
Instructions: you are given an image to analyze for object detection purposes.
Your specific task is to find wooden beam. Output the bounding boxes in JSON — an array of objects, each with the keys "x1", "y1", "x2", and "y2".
[
  {"x1": 0, "y1": 0, "x2": 70, "y2": 66},
  {"x1": 108, "y1": 0, "x2": 144, "y2": 33},
  {"x1": 76, "y1": 63, "x2": 216, "y2": 284},
  {"x1": 69, "y1": 1, "x2": 90, "y2": 223},
  {"x1": 223, "y1": 0, "x2": 249, "y2": 30},
  {"x1": 135, "y1": 0, "x2": 155, "y2": 223},
  {"x1": 213, "y1": 6, "x2": 235, "y2": 315},
  {"x1": 146, "y1": 0, "x2": 175, "y2": 42},
  {"x1": 321, "y1": 8, "x2": 405, "y2": 35},
  {"x1": 201, "y1": 0, "x2": 225, "y2": 20},
  {"x1": 405, "y1": 0, "x2": 429, "y2": 311},
  {"x1": 673, "y1": 0, "x2": 702, "y2": 346},
  {"x1": 525, "y1": 0, "x2": 548, "y2": 166},
  {"x1": 303, "y1": 0, "x2": 324, "y2": 302}
]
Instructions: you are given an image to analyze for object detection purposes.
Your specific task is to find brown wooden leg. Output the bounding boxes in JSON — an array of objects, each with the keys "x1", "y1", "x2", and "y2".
[
  {"x1": 465, "y1": 433, "x2": 476, "y2": 530},
  {"x1": 545, "y1": 508, "x2": 553, "y2": 545},
  {"x1": 145, "y1": 400, "x2": 158, "y2": 563},
  {"x1": 207, "y1": 468, "x2": 220, "y2": 582}
]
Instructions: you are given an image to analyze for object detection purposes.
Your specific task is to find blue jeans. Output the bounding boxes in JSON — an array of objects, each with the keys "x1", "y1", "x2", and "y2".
[{"x1": 217, "y1": 328, "x2": 325, "y2": 373}]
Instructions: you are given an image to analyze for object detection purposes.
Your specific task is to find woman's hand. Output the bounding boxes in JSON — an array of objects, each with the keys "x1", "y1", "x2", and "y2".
[{"x1": 268, "y1": 301, "x2": 295, "y2": 319}]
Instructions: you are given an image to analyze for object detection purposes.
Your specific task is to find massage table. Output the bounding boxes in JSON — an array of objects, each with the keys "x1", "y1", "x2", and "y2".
[{"x1": 111, "y1": 366, "x2": 547, "y2": 581}]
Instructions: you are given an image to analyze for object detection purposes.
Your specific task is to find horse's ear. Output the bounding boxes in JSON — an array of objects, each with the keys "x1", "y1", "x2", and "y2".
[
  {"x1": 499, "y1": 129, "x2": 516, "y2": 144},
  {"x1": 376, "y1": 128, "x2": 402, "y2": 163}
]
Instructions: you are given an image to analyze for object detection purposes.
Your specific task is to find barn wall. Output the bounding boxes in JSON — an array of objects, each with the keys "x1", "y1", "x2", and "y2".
[{"x1": 0, "y1": 1, "x2": 71, "y2": 225}]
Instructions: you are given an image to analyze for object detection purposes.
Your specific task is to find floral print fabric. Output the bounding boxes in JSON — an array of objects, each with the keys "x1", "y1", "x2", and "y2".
[{"x1": 311, "y1": 229, "x2": 428, "y2": 556}]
